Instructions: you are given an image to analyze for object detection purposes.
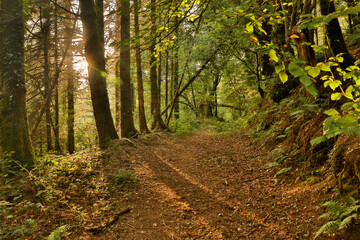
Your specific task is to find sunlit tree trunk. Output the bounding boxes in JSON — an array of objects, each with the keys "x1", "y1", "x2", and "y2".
[
  {"x1": 0, "y1": 0, "x2": 35, "y2": 171},
  {"x1": 134, "y1": 0, "x2": 149, "y2": 133},
  {"x1": 65, "y1": 0, "x2": 75, "y2": 154},
  {"x1": 120, "y1": 0, "x2": 138, "y2": 138},
  {"x1": 149, "y1": 0, "x2": 167, "y2": 130},
  {"x1": 79, "y1": 0, "x2": 119, "y2": 148}
]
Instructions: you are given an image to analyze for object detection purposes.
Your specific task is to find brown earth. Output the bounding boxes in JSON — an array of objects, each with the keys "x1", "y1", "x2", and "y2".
[
  {"x1": 75, "y1": 130, "x2": 335, "y2": 240},
  {"x1": 1, "y1": 130, "x2": 340, "y2": 239}
]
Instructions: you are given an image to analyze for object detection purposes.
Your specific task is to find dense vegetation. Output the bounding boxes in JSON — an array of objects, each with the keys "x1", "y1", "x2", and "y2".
[{"x1": 1, "y1": 0, "x2": 360, "y2": 238}]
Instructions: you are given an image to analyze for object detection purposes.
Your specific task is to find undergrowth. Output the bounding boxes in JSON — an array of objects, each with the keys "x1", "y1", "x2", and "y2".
[
  {"x1": 0, "y1": 149, "x2": 120, "y2": 239},
  {"x1": 315, "y1": 196, "x2": 360, "y2": 239}
]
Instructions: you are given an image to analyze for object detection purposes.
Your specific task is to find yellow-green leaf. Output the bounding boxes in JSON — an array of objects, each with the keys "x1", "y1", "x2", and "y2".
[
  {"x1": 324, "y1": 109, "x2": 340, "y2": 116},
  {"x1": 269, "y1": 49, "x2": 279, "y2": 63},
  {"x1": 331, "y1": 92, "x2": 342, "y2": 101},
  {"x1": 308, "y1": 67, "x2": 321, "y2": 78},
  {"x1": 279, "y1": 71, "x2": 288, "y2": 83}
]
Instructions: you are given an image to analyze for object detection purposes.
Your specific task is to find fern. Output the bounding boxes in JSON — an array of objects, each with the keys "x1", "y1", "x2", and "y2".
[
  {"x1": 339, "y1": 213, "x2": 358, "y2": 230},
  {"x1": 315, "y1": 197, "x2": 360, "y2": 239},
  {"x1": 314, "y1": 220, "x2": 341, "y2": 239}
]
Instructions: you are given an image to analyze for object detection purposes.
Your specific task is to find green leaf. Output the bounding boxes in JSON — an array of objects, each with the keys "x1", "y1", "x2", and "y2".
[
  {"x1": 294, "y1": 58, "x2": 308, "y2": 64},
  {"x1": 337, "y1": 115, "x2": 358, "y2": 127},
  {"x1": 329, "y1": 80, "x2": 341, "y2": 90},
  {"x1": 274, "y1": 167, "x2": 292, "y2": 178},
  {"x1": 320, "y1": 62, "x2": 331, "y2": 72},
  {"x1": 299, "y1": 75, "x2": 312, "y2": 87},
  {"x1": 341, "y1": 102, "x2": 354, "y2": 111},
  {"x1": 279, "y1": 71, "x2": 288, "y2": 83},
  {"x1": 305, "y1": 84, "x2": 319, "y2": 98},
  {"x1": 269, "y1": 49, "x2": 279, "y2": 63},
  {"x1": 331, "y1": 92, "x2": 342, "y2": 101},
  {"x1": 275, "y1": 64, "x2": 284, "y2": 74},
  {"x1": 324, "y1": 109, "x2": 340, "y2": 116},
  {"x1": 288, "y1": 62, "x2": 307, "y2": 77},
  {"x1": 343, "y1": 126, "x2": 360, "y2": 137},
  {"x1": 308, "y1": 67, "x2": 321, "y2": 78},
  {"x1": 310, "y1": 136, "x2": 326, "y2": 145},
  {"x1": 245, "y1": 23, "x2": 254, "y2": 33},
  {"x1": 345, "y1": 86, "x2": 354, "y2": 100}
]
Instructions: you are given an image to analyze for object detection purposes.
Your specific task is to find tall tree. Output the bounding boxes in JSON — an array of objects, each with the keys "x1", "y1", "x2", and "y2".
[
  {"x1": 134, "y1": 0, "x2": 150, "y2": 133},
  {"x1": 79, "y1": 0, "x2": 119, "y2": 148},
  {"x1": 173, "y1": 17, "x2": 180, "y2": 119},
  {"x1": 65, "y1": 0, "x2": 75, "y2": 154},
  {"x1": 114, "y1": 0, "x2": 121, "y2": 130},
  {"x1": 320, "y1": 0, "x2": 355, "y2": 69},
  {"x1": 120, "y1": 0, "x2": 138, "y2": 138},
  {"x1": 40, "y1": 1, "x2": 53, "y2": 151},
  {"x1": 53, "y1": 0, "x2": 61, "y2": 154},
  {"x1": 149, "y1": 0, "x2": 167, "y2": 130},
  {"x1": 0, "y1": 0, "x2": 35, "y2": 171}
]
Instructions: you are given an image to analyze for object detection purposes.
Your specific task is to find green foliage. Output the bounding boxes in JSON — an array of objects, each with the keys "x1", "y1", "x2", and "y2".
[
  {"x1": 47, "y1": 225, "x2": 69, "y2": 240},
  {"x1": 274, "y1": 167, "x2": 292, "y2": 178},
  {"x1": 209, "y1": 119, "x2": 243, "y2": 135},
  {"x1": 114, "y1": 169, "x2": 137, "y2": 185},
  {"x1": 169, "y1": 117, "x2": 201, "y2": 135},
  {"x1": 315, "y1": 197, "x2": 360, "y2": 239}
]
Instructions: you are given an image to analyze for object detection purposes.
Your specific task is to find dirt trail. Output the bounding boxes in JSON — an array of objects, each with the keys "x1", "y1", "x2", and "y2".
[{"x1": 87, "y1": 130, "x2": 331, "y2": 240}]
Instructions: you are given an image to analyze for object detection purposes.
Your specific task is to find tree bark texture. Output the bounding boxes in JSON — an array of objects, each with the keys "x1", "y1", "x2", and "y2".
[
  {"x1": 149, "y1": 0, "x2": 167, "y2": 130},
  {"x1": 79, "y1": 0, "x2": 119, "y2": 148},
  {"x1": 0, "y1": 0, "x2": 35, "y2": 171},
  {"x1": 65, "y1": 0, "x2": 75, "y2": 154},
  {"x1": 320, "y1": 0, "x2": 355, "y2": 69},
  {"x1": 134, "y1": 0, "x2": 149, "y2": 133},
  {"x1": 41, "y1": 3, "x2": 53, "y2": 151},
  {"x1": 120, "y1": 0, "x2": 138, "y2": 138}
]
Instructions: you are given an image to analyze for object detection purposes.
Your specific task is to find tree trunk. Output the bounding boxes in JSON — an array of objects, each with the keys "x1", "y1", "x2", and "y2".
[
  {"x1": 114, "y1": 0, "x2": 121, "y2": 130},
  {"x1": 53, "y1": 0, "x2": 61, "y2": 154},
  {"x1": 165, "y1": 50, "x2": 169, "y2": 119},
  {"x1": 120, "y1": 0, "x2": 138, "y2": 138},
  {"x1": 173, "y1": 17, "x2": 180, "y2": 119},
  {"x1": 0, "y1": 0, "x2": 35, "y2": 171},
  {"x1": 41, "y1": 3, "x2": 53, "y2": 151},
  {"x1": 158, "y1": 51, "x2": 162, "y2": 110},
  {"x1": 320, "y1": 0, "x2": 355, "y2": 69},
  {"x1": 115, "y1": 60, "x2": 121, "y2": 129},
  {"x1": 149, "y1": 0, "x2": 167, "y2": 130},
  {"x1": 79, "y1": 0, "x2": 119, "y2": 148},
  {"x1": 134, "y1": 0, "x2": 149, "y2": 133},
  {"x1": 65, "y1": 0, "x2": 75, "y2": 154}
]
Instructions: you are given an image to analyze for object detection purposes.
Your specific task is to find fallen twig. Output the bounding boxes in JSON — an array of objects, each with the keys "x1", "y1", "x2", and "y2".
[{"x1": 86, "y1": 207, "x2": 131, "y2": 234}]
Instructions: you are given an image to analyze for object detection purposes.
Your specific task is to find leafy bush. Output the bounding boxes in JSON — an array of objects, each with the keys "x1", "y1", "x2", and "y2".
[
  {"x1": 315, "y1": 197, "x2": 360, "y2": 239},
  {"x1": 168, "y1": 118, "x2": 200, "y2": 135}
]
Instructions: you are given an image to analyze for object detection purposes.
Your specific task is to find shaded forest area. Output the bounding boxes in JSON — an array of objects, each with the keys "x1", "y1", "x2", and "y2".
[{"x1": 1, "y1": 0, "x2": 360, "y2": 239}]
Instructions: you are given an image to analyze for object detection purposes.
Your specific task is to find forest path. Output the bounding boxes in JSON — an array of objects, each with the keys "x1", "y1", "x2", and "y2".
[{"x1": 94, "y1": 130, "x2": 329, "y2": 239}]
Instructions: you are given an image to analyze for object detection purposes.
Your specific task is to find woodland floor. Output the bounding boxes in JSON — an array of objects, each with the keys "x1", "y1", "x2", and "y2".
[
  {"x1": 1, "y1": 130, "x2": 341, "y2": 239},
  {"x1": 74, "y1": 130, "x2": 336, "y2": 240}
]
